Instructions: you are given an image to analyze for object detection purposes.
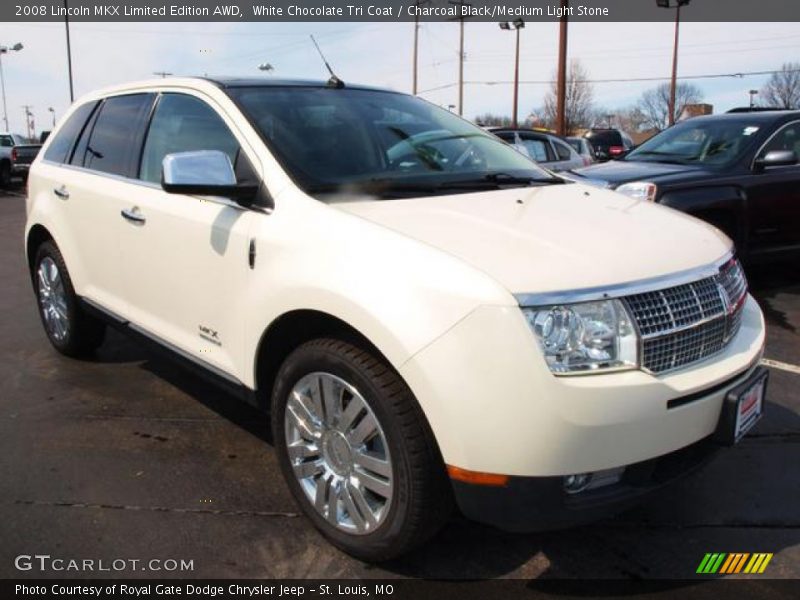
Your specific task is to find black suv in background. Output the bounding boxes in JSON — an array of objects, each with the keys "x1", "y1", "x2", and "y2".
[
  {"x1": 571, "y1": 110, "x2": 800, "y2": 263},
  {"x1": 583, "y1": 128, "x2": 634, "y2": 161}
]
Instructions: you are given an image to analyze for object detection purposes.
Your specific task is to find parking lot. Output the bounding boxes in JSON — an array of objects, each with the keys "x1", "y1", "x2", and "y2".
[{"x1": 1, "y1": 186, "x2": 798, "y2": 580}]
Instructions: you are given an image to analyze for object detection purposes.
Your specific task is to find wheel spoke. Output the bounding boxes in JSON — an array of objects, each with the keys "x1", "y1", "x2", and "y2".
[
  {"x1": 341, "y1": 481, "x2": 368, "y2": 532},
  {"x1": 287, "y1": 442, "x2": 319, "y2": 461},
  {"x1": 328, "y1": 480, "x2": 344, "y2": 525},
  {"x1": 286, "y1": 398, "x2": 321, "y2": 442},
  {"x1": 320, "y1": 375, "x2": 341, "y2": 427},
  {"x1": 292, "y1": 459, "x2": 323, "y2": 479},
  {"x1": 52, "y1": 309, "x2": 66, "y2": 340},
  {"x1": 338, "y1": 393, "x2": 366, "y2": 434},
  {"x1": 353, "y1": 450, "x2": 391, "y2": 479},
  {"x1": 37, "y1": 269, "x2": 50, "y2": 294},
  {"x1": 345, "y1": 480, "x2": 377, "y2": 530},
  {"x1": 314, "y1": 473, "x2": 334, "y2": 520},
  {"x1": 348, "y1": 412, "x2": 378, "y2": 446},
  {"x1": 308, "y1": 377, "x2": 325, "y2": 422},
  {"x1": 354, "y1": 470, "x2": 392, "y2": 499}
]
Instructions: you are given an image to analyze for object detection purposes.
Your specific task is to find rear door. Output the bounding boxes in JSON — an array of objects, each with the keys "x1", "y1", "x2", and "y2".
[
  {"x1": 41, "y1": 94, "x2": 154, "y2": 317},
  {"x1": 517, "y1": 132, "x2": 555, "y2": 167},
  {"x1": 118, "y1": 92, "x2": 261, "y2": 378},
  {"x1": 548, "y1": 137, "x2": 583, "y2": 171}
]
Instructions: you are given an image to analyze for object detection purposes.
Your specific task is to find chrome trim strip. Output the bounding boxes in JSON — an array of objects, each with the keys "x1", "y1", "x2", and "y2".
[
  {"x1": 41, "y1": 161, "x2": 252, "y2": 212},
  {"x1": 640, "y1": 311, "x2": 726, "y2": 341},
  {"x1": 127, "y1": 322, "x2": 243, "y2": 387},
  {"x1": 514, "y1": 249, "x2": 734, "y2": 307},
  {"x1": 80, "y1": 296, "x2": 244, "y2": 388}
]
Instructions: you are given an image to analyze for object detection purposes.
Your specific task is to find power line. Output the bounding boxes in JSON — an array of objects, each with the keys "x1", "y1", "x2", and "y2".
[{"x1": 418, "y1": 68, "x2": 800, "y2": 94}]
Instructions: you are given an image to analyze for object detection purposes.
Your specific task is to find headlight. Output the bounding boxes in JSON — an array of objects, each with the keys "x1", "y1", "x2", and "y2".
[
  {"x1": 522, "y1": 300, "x2": 639, "y2": 374},
  {"x1": 616, "y1": 181, "x2": 657, "y2": 202}
]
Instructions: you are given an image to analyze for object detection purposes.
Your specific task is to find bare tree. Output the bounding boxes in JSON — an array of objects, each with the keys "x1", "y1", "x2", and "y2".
[
  {"x1": 761, "y1": 62, "x2": 800, "y2": 109},
  {"x1": 474, "y1": 113, "x2": 513, "y2": 127},
  {"x1": 591, "y1": 106, "x2": 649, "y2": 132},
  {"x1": 637, "y1": 82, "x2": 703, "y2": 130},
  {"x1": 541, "y1": 59, "x2": 594, "y2": 134}
]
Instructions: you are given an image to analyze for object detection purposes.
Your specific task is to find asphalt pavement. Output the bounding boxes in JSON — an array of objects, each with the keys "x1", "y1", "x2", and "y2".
[{"x1": 1, "y1": 187, "x2": 798, "y2": 581}]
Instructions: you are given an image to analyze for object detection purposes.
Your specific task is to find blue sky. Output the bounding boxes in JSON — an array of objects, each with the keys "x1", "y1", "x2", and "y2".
[{"x1": 1, "y1": 20, "x2": 798, "y2": 135}]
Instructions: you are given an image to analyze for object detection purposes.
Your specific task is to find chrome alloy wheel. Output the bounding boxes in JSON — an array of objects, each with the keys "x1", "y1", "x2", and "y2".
[
  {"x1": 284, "y1": 372, "x2": 393, "y2": 535},
  {"x1": 37, "y1": 257, "x2": 69, "y2": 342}
]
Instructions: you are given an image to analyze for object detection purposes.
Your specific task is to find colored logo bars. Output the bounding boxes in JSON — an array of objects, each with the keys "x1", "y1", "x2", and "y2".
[{"x1": 697, "y1": 553, "x2": 773, "y2": 574}]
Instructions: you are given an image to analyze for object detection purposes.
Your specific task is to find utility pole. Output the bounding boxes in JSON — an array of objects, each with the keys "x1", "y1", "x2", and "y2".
[
  {"x1": 448, "y1": 0, "x2": 471, "y2": 117},
  {"x1": 22, "y1": 105, "x2": 33, "y2": 140},
  {"x1": 412, "y1": 0, "x2": 429, "y2": 95},
  {"x1": 499, "y1": 19, "x2": 525, "y2": 129},
  {"x1": 0, "y1": 43, "x2": 23, "y2": 132},
  {"x1": 64, "y1": 0, "x2": 74, "y2": 102},
  {"x1": 153, "y1": 71, "x2": 173, "y2": 78},
  {"x1": 555, "y1": 0, "x2": 569, "y2": 136},
  {"x1": 656, "y1": 0, "x2": 691, "y2": 126}
]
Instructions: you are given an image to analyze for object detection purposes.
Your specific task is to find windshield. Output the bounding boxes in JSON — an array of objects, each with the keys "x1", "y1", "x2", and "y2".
[
  {"x1": 228, "y1": 86, "x2": 556, "y2": 199},
  {"x1": 625, "y1": 119, "x2": 763, "y2": 166}
]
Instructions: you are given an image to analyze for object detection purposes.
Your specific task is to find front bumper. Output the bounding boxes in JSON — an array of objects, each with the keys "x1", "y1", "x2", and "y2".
[
  {"x1": 400, "y1": 294, "x2": 765, "y2": 477},
  {"x1": 453, "y1": 434, "x2": 721, "y2": 532}
]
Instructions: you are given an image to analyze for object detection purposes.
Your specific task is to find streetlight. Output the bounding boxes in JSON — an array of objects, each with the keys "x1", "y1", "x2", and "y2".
[
  {"x1": 48, "y1": 107, "x2": 56, "y2": 128},
  {"x1": 499, "y1": 18, "x2": 525, "y2": 129},
  {"x1": 22, "y1": 105, "x2": 33, "y2": 140},
  {"x1": 749, "y1": 89, "x2": 759, "y2": 109},
  {"x1": 0, "y1": 42, "x2": 23, "y2": 132},
  {"x1": 656, "y1": 0, "x2": 691, "y2": 127}
]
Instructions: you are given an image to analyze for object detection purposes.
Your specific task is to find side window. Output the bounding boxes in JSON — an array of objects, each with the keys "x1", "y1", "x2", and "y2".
[
  {"x1": 42, "y1": 101, "x2": 98, "y2": 163},
  {"x1": 139, "y1": 94, "x2": 241, "y2": 184},
  {"x1": 75, "y1": 94, "x2": 153, "y2": 176},
  {"x1": 553, "y1": 140, "x2": 572, "y2": 161},
  {"x1": 760, "y1": 123, "x2": 800, "y2": 162},
  {"x1": 519, "y1": 136, "x2": 551, "y2": 162}
]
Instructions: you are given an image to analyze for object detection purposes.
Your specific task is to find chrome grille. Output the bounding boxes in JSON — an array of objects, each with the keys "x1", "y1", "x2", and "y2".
[{"x1": 625, "y1": 259, "x2": 748, "y2": 374}]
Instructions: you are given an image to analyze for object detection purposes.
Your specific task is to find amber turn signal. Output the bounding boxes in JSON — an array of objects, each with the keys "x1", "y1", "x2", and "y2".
[{"x1": 446, "y1": 465, "x2": 509, "y2": 487}]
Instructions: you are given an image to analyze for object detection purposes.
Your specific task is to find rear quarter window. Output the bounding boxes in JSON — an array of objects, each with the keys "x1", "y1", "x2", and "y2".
[
  {"x1": 553, "y1": 140, "x2": 573, "y2": 160},
  {"x1": 42, "y1": 101, "x2": 99, "y2": 164}
]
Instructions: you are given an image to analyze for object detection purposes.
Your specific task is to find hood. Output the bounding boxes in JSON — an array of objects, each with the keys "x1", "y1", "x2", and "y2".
[
  {"x1": 572, "y1": 160, "x2": 709, "y2": 186},
  {"x1": 334, "y1": 184, "x2": 731, "y2": 296}
]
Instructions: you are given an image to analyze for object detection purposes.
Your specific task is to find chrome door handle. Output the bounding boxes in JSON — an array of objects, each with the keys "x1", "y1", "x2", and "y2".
[
  {"x1": 120, "y1": 207, "x2": 146, "y2": 225},
  {"x1": 53, "y1": 186, "x2": 69, "y2": 200}
]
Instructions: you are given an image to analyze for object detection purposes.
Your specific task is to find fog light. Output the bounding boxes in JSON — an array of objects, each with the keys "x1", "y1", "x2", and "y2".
[
  {"x1": 563, "y1": 467, "x2": 626, "y2": 495},
  {"x1": 563, "y1": 473, "x2": 592, "y2": 494}
]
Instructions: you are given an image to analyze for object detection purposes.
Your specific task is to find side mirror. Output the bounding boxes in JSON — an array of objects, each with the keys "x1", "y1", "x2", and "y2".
[
  {"x1": 754, "y1": 149, "x2": 798, "y2": 171},
  {"x1": 161, "y1": 150, "x2": 258, "y2": 205}
]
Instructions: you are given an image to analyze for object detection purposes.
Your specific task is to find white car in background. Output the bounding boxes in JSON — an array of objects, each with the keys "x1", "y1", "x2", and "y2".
[
  {"x1": 25, "y1": 77, "x2": 766, "y2": 560},
  {"x1": 488, "y1": 127, "x2": 588, "y2": 170}
]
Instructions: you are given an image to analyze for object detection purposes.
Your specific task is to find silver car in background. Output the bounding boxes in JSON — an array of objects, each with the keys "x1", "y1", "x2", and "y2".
[{"x1": 488, "y1": 128, "x2": 588, "y2": 171}]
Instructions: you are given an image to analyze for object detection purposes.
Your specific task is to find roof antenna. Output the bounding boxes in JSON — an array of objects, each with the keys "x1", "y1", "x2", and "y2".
[{"x1": 310, "y1": 35, "x2": 344, "y2": 88}]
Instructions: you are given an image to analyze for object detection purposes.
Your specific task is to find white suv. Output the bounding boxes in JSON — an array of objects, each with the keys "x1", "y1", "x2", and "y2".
[{"x1": 25, "y1": 78, "x2": 767, "y2": 560}]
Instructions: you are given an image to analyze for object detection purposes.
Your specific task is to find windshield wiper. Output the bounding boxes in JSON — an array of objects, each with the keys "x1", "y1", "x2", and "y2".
[
  {"x1": 308, "y1": 173, "x2": 564, "y2": 199},
  {"x1": 482, "y1": 172, "x2": 565, "y2": 185}
]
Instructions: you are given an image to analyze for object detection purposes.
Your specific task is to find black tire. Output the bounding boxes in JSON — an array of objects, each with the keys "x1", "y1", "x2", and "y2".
[
  {"x1": 0, "y1": 161, "x2": 10, "y2": 187},
  {"x1": 33, "y1": 240, "x2": 106, "y2": 357},
  {"x1": 271, "y1": 338, "x2": 452, "y2": 561}
]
